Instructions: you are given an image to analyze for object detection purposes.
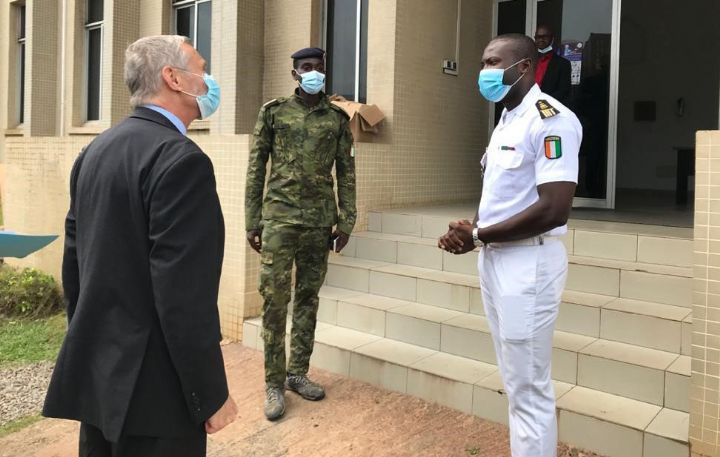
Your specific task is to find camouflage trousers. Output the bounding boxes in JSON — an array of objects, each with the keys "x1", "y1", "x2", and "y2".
[{"x1": 259, "y1": 221, "x2": 331, "y2": 387}]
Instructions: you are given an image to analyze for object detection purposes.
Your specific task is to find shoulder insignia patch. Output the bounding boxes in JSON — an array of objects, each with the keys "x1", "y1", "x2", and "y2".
[
  {"x1": 544, "y1": 135, "x2": 562, "y2": 159},
  {"x1": 536, "y1": 99, "x2": 559, "y2": 119},
  {"x1": 262, "y1": 98, "x2": 281, "y2": 109}
]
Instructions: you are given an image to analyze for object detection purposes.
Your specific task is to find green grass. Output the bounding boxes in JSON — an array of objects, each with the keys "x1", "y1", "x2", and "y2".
[
  {"x1": 0, "y1": 414, "x2": 42, "y2": 439},
  {"x1": 0, "y1": 314, "x2": 67, "y2": 367}
]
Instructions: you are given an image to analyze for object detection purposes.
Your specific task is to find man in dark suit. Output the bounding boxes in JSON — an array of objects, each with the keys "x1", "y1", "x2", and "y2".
[
  {"x1": 43, "y1": 35, "x2": 237, "y2": 457},
  {"x1": 534, "y1": 24, "x2": 572, "y2": 105}
]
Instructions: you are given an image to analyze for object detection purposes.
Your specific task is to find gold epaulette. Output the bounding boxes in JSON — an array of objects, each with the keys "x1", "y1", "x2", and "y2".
[{"x1": 535, "y1": 99, "x2": 559, "y2": 119}]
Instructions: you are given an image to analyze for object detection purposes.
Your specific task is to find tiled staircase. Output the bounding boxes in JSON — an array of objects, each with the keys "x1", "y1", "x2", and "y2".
[{"x1": 243, "y1": 204, "x2": 692, "y2": 457}]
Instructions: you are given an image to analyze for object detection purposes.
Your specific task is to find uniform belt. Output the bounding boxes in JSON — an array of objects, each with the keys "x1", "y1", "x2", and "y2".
[{"x1": 487, "y1": 235, "x2": 559, "y2": 248}]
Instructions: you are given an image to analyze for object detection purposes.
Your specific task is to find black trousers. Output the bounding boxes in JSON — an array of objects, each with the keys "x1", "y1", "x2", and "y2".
[{"x1": 79, "y1": 423, "x2": 207, "y2": 457}]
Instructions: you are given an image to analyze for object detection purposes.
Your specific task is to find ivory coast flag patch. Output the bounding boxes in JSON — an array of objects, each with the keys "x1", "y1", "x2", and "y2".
[{"x1": 544, "y1": 136, "x2": 562, "y2": 159}]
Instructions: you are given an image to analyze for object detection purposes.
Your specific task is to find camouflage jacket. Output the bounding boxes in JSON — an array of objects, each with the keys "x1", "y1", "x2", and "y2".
[{"x1": 245, "y1": 91, "x2": 357, "y2": 234}]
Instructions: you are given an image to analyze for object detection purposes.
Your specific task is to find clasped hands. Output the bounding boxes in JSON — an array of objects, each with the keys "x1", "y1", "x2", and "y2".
[{"x1": 437, "y1": 219, "x2": 476, "y2": 255}]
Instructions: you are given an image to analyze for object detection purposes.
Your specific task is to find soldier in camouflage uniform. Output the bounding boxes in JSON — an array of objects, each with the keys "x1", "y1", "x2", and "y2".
[{"x1": 245, "y1": 47, "x2": 356, "y2": 421}]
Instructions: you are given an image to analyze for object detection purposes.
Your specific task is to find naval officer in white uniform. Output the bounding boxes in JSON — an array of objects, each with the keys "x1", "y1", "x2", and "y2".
[{"x1": 438, "y1": 33, "x2": 582, "y2": 457}]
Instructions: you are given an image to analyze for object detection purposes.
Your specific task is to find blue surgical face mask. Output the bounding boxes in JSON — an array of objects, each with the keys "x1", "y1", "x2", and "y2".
[
  {"x1": 298, "y1": 70, "x2": 326, "y2": 95},
  {"x1": 179, "y1": 71, "x2": 221, "y2": 119},
  {"x1": 477, "y1": 59, "x2": 528, "y2": 103}
]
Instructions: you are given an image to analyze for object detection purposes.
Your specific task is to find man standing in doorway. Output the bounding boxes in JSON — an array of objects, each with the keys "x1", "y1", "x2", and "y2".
[
  {"x1": 534, "y1": 24, "x2": 572, "y2": 105},
  {"x1": 439, "y1": 34, "x2": 581, "y2": 457},
  {"x1": 245, "y1": 47, "x2": 356, "y2": 421}
]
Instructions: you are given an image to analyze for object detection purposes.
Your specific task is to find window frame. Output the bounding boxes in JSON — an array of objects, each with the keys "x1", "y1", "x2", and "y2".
[
  {"x1": 172, "y1": 0, "x2": 212, "y2": 71},
  {"x1": 16, "y1": 3, "x2": 27, "y2": 126},
  {"x1": 322, "y1": 0, "x2": 368, "y2": 103},
  {"x1": 84, "y1": 0, "x2": 104, "y2": 122}
]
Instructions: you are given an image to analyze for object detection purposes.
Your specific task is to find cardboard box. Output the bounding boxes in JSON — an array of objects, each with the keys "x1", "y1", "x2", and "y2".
[{"x1": 329, "y1": 95, "x2": 385, "y2": 143}]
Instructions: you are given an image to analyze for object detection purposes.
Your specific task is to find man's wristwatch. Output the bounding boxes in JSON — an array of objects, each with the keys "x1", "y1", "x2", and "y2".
[{"x1": 472, "y1": 227, "x2": 485, "y2": 248}]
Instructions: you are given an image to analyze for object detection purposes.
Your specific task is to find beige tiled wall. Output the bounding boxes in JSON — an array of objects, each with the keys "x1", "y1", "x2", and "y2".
[
  {"x1": 350, "y1": 0, "x2": 492, "y2": 230},
  {"x1": 210, "y1": 0, "x2": 265, "y2": 135},
  {"x1": 1, "y1": 1, "x2": 14, "y2": 146},
  {"x1": 138, "y1": 0, "x2": 169, "y2": 37},
  {"x1": 691, "y1": 130, "x2": 720, "y2": 457},
  {"x1": 1, "y1": 135, "x2": 257, "y2": 340},
  {"x1": 234, "y1": 0, "x2": 265, "y2": 134},
  {"x1": 67, "y1": 0, "x2": 84, "y2": 129},
  {"x1": 2, "y1": 137, "x2": 89, "y2": 278},
  {"x1": 209, "y1": 0, "x2": 239, "y2": 134},
  {"x1": 4, "y1": 1, "x2": 22, "y2": 132},
  {"x1": 0, "y1": 1, "x2": 10, "y2": 193},
  {"x1": 0, "y1": 0, "x2": 263, "y2": 341},
  {"x1": 2, "y1": 0, "x2": 496, "y2": 339},
  {"x1": 262, "y1": 0, "x2": 318, "y2": 102},
  {"x1": 28, "y1": 0, "x2": 59, "y2": 136},
  {"x1": 192, "y1": 135, "x2": 260, "y2": 336},
  {"x1": 109, "y1": 0, "x2": 140, "y2": 125}
]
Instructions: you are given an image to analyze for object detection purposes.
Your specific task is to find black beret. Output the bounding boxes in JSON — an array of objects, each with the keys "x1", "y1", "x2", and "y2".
[{"x1": 291, "y1": 47, "x2": 325, "y2": 60}]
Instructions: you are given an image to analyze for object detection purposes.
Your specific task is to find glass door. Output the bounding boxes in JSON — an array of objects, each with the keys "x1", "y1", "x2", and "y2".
[
  {"x1": 492, "y1": 0, "x2": 621, "y2": 208},
  {"x1": 491, "y1": 1, "x2": 528, "y2": 129}
]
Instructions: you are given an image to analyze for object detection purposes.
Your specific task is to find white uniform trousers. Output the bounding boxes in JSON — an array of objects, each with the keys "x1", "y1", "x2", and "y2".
[{"x1": 478, "y1": 239, "x2": 567, "y2": 457}]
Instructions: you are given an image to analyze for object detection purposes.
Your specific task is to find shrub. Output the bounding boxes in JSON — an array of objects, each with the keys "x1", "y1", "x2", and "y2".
[{"x1": 0, "y1": 265, "x2": 64, "y2": 318}]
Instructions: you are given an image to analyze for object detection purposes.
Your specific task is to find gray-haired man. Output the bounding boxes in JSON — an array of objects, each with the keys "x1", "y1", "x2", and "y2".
[{"x1": 43, "y1": 35, "x2": 236, "y2": 457}]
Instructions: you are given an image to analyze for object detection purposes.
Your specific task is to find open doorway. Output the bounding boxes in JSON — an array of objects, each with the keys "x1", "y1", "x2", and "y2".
[
  {"x1": 536, "y1": 0, "x2": 614, "y2": 204},
  {"x1": 493, "y1": 0, "x2": 619, "y2": 209},
  {"x1": 493, "y1": 0, "x2": 720, "y2": 226},
  {"x1": 601, "y1": 0, "x2": 720, "y2": 227}
]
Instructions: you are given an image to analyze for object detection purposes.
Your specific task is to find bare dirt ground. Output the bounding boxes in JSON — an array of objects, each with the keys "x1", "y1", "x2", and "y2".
[{"x1": 0, "y1": 344, "x2": 603, "y2": 457}]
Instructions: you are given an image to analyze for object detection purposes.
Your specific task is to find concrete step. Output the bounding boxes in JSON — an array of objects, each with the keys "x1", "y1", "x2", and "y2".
[
  {"x1": 343, "y1": 231, "x2": 692, "y2": 307},
  {"x1": 558, "y1": 292, "x2": 691, "y2": 355},
  {"x1": 314, "y1": 287, "x2": 689, "y2": 413},
  {"x1": 566, "y1": 255, "x2": 691, "y2": 307},
  {"x1": 242, "y1": 318, "x2": 689, "y2": 457},
  {"x1": 597, "y1": 298, "x2": 691, "y2": 353},
  {"x1": 366, "y1": 207, "x2": 692, "y2": 268},
  {"x1": 325, "y1": 256, "x2": 692, "y2": 354}
]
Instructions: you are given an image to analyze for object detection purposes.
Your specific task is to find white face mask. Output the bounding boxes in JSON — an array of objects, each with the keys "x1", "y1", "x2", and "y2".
[{"x1": 538, "y1": 41, "x2": 554, "y2": 54}]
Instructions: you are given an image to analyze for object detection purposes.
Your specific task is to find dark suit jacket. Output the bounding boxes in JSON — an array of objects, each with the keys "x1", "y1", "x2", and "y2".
[
  {"x1": 43, "y1": 107, "x2": 228, "y2": 442},
  {"x1": 540, "y1": 53, "x2": 572, "y2": 105}
]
